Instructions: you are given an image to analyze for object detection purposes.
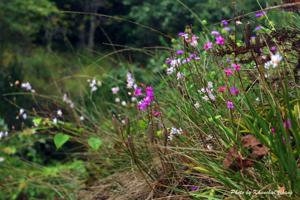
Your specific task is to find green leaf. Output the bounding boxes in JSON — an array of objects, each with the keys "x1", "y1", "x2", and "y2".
[
  {"x1": 156, "y1": 130, "x2": 163, "y2": 138},
  {"x1": 54, "y1": 133, "x2": 70, "y2": 149},
  {"x1": 33, "y1": 117, "x2": 42, "y2": 127},
  {"x1": 88, "y1": 137, "x2": 102, "y2": 150},
  {"x1": 208, "y1": 115, "x2": 221, "y2": 122},
  {"x1": 137, "y1": 120, "x2": 147, "y2": 130}
]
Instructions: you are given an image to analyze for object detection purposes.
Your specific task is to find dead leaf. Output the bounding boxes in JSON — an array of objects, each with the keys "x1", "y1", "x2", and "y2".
[
  {"x1": 278, "y1": 186, "x2": 286, "y2": 194},
  {"x1": 224, "y1": 135, "x2": 268, "y2": 171}
]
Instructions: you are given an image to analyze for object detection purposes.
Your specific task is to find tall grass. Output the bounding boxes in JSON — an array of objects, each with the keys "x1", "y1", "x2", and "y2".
[{"x1": 1, "y1": 2, "x2": 300, "y2": 200}]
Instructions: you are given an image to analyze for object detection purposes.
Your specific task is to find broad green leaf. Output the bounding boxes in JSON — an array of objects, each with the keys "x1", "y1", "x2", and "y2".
[
  {"x1": 88, "y1": 137, "x2": 102, "y2": 150},
  {"x1": 54, "y1": 133, "x2": 70, "y2": 149}
]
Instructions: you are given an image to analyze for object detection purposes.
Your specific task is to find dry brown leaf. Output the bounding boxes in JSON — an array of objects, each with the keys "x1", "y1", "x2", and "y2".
[{"x1": 224, "y1": 135, "x2": 268, "y2": 171}]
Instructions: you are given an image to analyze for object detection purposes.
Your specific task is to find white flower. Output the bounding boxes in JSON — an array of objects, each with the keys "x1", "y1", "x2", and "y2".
[
  {"x1": 80, "y1": 116, "x2": 84, "y2": 121},
  {"x1": 170, "y1": 127, "x2": 183, "y2": 135},
  {"x1": 208, "y1": 93, "x2": 216, "y2": 101},
  {"x1": 89, "y1": 78, "x2": 100, "y2": 92},
  {"x1": 207, "y1": 81, "x2": 213, "y2": 89},
  {"x1": 265, "y1": 52, "x2": 283, "y2": 69},
  {"x1": 0, "y1": 157, "x2": 5, "y2": 162},
  {"x1": 271, "y1": 53, "x2": 282, "y2": 67},
  {"x1": 199, "y1": 85, "x2": 215, "y2": 101},
  {"x1": 168, "y1": 127, "x2": 183, "y2": 141},
  {"x1": 0, "y1": 131, "x2": 8, "y2": 139},
  {"x1": 170, "y1": 58, "x2": 181, "y2": 68},
  {"x1": 131, "y1": 97, "x2": 137, "y2": 102},
  {"x1": 121, "y1": 101, "x2": 127, "y2": 106},
  {"x1": 176, "y1": 72, "x2": 184, "y2": 80},
  {"x1": 236, "y1": 20, "x2": 243, "y2": 25},
  {"x1": 168, "y1": 134, "x2": 174, "y2": 141},
  {"x1": 115, "y1": 97, "x2": 120, "y2": 103},
  {"x1": 126, "y1": 72, "x2": 135, "y2": 89},
  {"x1": 91, "y1": 86, "x2": 97, "y2": 92},
  {"x1": 202, "y1": 96, "x2": 209, "y2": 101},
  {"x1": 57, "y1": 110, "x2": 63, "y2": 117},
  {"x1": 63, "y1": 94, "x2": 68, "y2": 102},
  {"x1": 19, "y1": 109, "x2": 27, "y2": 120},
  {"x1": 206, "y1": 144, "x2": 213, "y2": 150},
  {"x1": 22, "y1": 113, "x2": 27, "y2": 120},
  {"x1": 53, "y1": 118, "x2": 58, "y2": 125},
  {"x1": 111, "y1": 87, "x2": 120, "y2": 94},
  {"x1": 19, "y1": 108, "x2": 24, "y2": 115},
  {"x1": 194, "y1": 102, "x2": 200, "y2": 109},
  {"x1": 264, "y1": 61, "x2": 272, "y2": 69},
  {"x1": 166, "y1": 67, "x2": 175, "y2": 75},
  {"x1": 21, "y1": 82, "x2": 33, "y2": 92},
  {"x1": 191, "y1": 41, "x2": 198, "y2": 47},
  {"x1": 63, "y1": 94, "x2": 75, "y2": 108}
]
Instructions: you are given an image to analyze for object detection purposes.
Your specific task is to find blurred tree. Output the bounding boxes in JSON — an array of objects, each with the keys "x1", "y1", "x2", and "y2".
[
  {"x1": 52, "y1": 0, "x2": 111, "y2": 49},
  {"x1": 0, "y1": 0, "x2": 58, "y2": 128},
  {"x1": 121, "y1": 0, "x2": 231, "y2": 46},
  {"x1": 0, "y1": 0, "x2": 280, "y2": 50},
  {"x1": 0, "y1": 0, "x2": 58, "y2": 46}
]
